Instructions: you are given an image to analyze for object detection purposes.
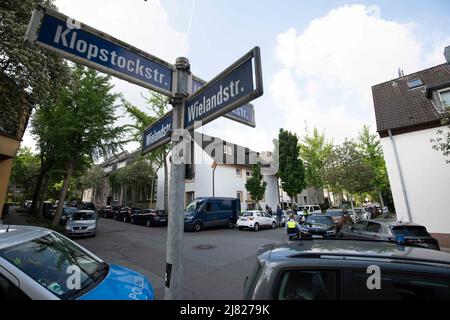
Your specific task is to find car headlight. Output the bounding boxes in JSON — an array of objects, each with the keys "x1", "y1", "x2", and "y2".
[{"x1": 65, "y1": 225, "x2": 71, "y2": 230}]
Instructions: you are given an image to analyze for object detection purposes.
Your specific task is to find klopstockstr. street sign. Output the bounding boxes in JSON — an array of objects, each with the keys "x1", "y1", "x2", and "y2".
[
  {"x1": 184, "y1": 47, "x2": 263, "y2": 131},
  {"x1": 24, "y1": 4, "x2": 174, "y2": 97},
  {"x1": 192, "y1": 77, "x2": 256, "y2": 128}
]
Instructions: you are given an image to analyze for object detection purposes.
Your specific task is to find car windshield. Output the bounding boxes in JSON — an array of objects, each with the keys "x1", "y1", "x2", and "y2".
[
  {"x1": 0, "y1": 232, "x2": 108, "y2": 299},
  {"x1": 72, "y1": 211, "x2": 95, "y2": 220},
  {"x1": 185, "y1": 199, "x2": 205, "y2": 212},
  {"x1": 63, "y1": 207, "x2": 78, "y2": 216},
  {"x1": 306, "y1": 215, "x2": 333, "y2": 225},
  {"x1": 243, "y1": 211, "x2": 255, "y2": 217},
  {"x1": 391, "y1": 226, "x2": 430, "y2": 237},
  {"x1": 327, "y1": 211, "x2": 342, "y2": 217}
]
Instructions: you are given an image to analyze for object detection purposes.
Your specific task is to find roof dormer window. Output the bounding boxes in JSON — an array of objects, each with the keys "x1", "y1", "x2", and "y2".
[
  {"x1": 438, "y1": 88, "x2": 450, "y2": 108},
  {"x1": 407, "y1": 78, "x2": 423, "y2": 89}
]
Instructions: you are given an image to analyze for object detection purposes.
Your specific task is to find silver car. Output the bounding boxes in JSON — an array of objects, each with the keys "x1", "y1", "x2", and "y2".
[{"x1": 64, "y1": 210, "x2": 97, "y2": 237}]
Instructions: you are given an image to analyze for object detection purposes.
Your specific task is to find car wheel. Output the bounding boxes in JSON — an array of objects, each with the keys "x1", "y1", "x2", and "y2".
[
  {"x1": 272, "y1": 222, "x2": 277, "y2": 229},
  {"x1": 253, "y1": 223, "x2": 259, "y2": 231},
  {"x1": 193, "y1": 221, "x2": 202, "y2": 232},
  {"x1": 238, "y1": 226, "x2": 243, "y2": 230},
  {"x1": 146, "y1": 219, "x2": 152, "y2": 227},
  {"x1": 227, "y1": 220, "x2": 234, "y2": 229}
]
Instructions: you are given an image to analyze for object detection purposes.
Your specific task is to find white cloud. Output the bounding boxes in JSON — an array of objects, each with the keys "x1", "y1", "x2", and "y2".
[{"x1": 271, "y1": 4, "x2": 448, "y2": 143}]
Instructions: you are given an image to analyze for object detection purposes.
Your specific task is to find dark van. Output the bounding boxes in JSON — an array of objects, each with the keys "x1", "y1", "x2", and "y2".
[{"x1": 184, "y1": 197, "x2": 241, "y2": 232}]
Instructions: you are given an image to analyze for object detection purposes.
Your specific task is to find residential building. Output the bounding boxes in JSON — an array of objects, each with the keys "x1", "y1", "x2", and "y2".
[
  {"x1": 0, "y1": 73, "x2": 32, "y2": 219},
  {"x1": 156, "y1": 133, "x2": 280, "y2": 211},
  {"x1": 372, "y1": 54, "x2": 450, "y2": 246}
]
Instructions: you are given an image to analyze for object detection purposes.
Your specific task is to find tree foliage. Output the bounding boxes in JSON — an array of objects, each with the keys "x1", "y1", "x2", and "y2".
[
  {"x1": 431, "y1": 105, "x2": 450, "y2": 163},
  {"x1": 79, "y1": 166, "x2": 106, "y2": 191},
  {"x1": 9, "y1": 147, "x2": 40, "y2": 202},
  {"x1": 245, "y1": 163, "x2": 267, "y2": 204},
  {"x1": 299, "y1": 127, "x2": 333, "y2": 189},
  {"x1": 323, "y1": 140, "x2": 375, "y2": 196},
  {"x1": 278, "y1": 129, "x2": 306, "y2": 201}
]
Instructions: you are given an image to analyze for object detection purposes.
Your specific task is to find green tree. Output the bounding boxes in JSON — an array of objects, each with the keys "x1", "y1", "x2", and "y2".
[
  {"x1": 123, "y1": 92, "x2": 170, "y2": 211},
  {"x1": 9, "y1": 147, "x2": 40, "y2": 204},
  {"x1": 358, "y1": 125, "x2": 391, "y2": 209},
  {"x1": 49, "y1": 66, "x2": 125, "y2": 226},
  {"x1": 115, "y1": 158, "x2": 155, "y2": 207},
  {"x1": 245, "y1": 163, "x2": 267, "y2": 206},
  {"x1": 278, "y1": 129, "x2": 306, "y2": 206},
  {"x1": 1, "y1": 0, "x2": 69, "y2": 127},
  {"x1": 79, "y1": 166, "x2": 106, "y2": 202},
  {"x1": 431, "y1": 105, "x2": 450, "y2": 163},
  {"x1": 299, "y1": 127, "x2": 333, "y2": 190},
  {"x1": 323, "y1": 140, "x2": 375, "y2": 205}
]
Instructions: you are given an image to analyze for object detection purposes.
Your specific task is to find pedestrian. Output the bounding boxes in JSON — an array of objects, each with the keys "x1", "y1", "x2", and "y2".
[
  {"x1": 276, "y1": 205, "x2": 283, "y2": 227},
  {"x1": 285, "y1": 214, "x2": 302, "y2": 240}
]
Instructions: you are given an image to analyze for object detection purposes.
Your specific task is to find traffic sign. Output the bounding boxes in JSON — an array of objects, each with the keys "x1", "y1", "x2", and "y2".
[
  {"x1": 24, "y1": 4, "x2": 174, "y2": 97},
  {"x1": 192, "y1": 77, "x2": 256, "y2": 127},
  {"x1": 142, "y1": 111, "x2": 173, "y2": 154},
  {"x1": 184, "y1": 47, "x2": 263, "y2": 130}
]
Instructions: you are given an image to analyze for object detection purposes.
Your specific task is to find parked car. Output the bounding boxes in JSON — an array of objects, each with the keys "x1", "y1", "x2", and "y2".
[
  {"x1": 98, "y1": 206, "x2": 114, "y2": 218},
  {"x1": 300, "y1": 214, "x2": 339, "y2": 238},
  {"x1": 64, "y1": 210, "x2": 98, "y2": 237},
  {"x1": 338, "y1": 219, "x2": 440, "y2": 250},
  {"x1": 59, "y1": 206, "x2": 78, "y2": 225},
  {"x1": 325, "y1": 209, "x2": 346, "y2": 229},
  {"x1": 243, "y1": 239, "x2": 450, "y2": 300},
  {"x1": 78, "y1": 202, "x2": 96, "y2": 212},
  {"x1": 297, "y1": 204, "x2": 322, "y2": 214},
  {"x1": 130, "y1": 209, "x2": 167, "y2": 227},
  {"x1": 115, "y1": 207, "x2": 141, "y2": 223},
  {"x1": 184, "y1": 197, "x2": 240, "y2": 232},
  {"x1": 281, "y1": 210, "x2": 298, "y2": 226},
  {"x1": 0, "y1": 224, "x2": 154, "y2": 300},
  {"x1": 42, "y1": 201, "x2": 56, "y2": 219},
  {"x1": 237, "y1": 210, "x2": 277, "y2": 231}
]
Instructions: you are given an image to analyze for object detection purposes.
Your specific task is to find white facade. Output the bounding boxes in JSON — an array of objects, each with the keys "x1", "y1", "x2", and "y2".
[
  {"x1": 156, "y1": 141, "x2": 280, "y2": 211},
  {"x1": 381, "y1": 126, "x2": 450, "y2": 235}
]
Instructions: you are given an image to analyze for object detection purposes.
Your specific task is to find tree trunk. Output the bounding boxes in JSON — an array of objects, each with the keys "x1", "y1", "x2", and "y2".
[
  {"x1": 163, "y1": 152, "x2": 169, "y2": 212},
  {"x1": 377, "y1": 188, "x2": 385, "y2": 210},
  {"x1": 38, "y1": 176, "x2": 49, "y2": 220},
  {"x1": 30, "y1": 169, "x2": 45, "y2": 215},
  {"x1": 52, "y1": 160, "x2": 74, "y2": 226}
]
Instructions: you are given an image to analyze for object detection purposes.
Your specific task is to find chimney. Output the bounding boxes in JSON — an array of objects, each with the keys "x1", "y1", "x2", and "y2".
[{"x1": 445, "y1": 46, "x2": 450, "y2": 63}]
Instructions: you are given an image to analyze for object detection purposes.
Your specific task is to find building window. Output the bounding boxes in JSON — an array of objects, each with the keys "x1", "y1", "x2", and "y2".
[
  {"x1": 104, "y1": 165, "x2": 113, "y2": 172},
  {"x1": 185, "y1": 191, "x2": 195, "y2": 208},
  {"x1": 438, "y1": 88, "x2": 450, "y2": 108},
  {"x1": 237, "y1": 191, "x2": 243, "y2": 202},
  {"x1": 224, "y1": 145, "x2": 233, "y2": 156},
  {"x1": 113, "y1": 189, "x2": 119, "y2": 202},
  {"x1": 303, "y1": 196, "x2": 307, "y2": 203},
  {"x1": 246, "y1": 170, "x2": 253, "y2": 178},
  {"x1": 407, "y1": 78, "x2": 423, "y2": 89},
  {"x1": 117, "y1": 161, "x2": 126, "y2": 169},
  {"x1": 236, "y1": 168, "x2": 242, "y2": 177}
]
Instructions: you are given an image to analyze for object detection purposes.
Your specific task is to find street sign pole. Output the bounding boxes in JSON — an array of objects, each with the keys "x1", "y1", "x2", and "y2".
[{"x1": 165, "y1": 57, "x2": 190, "y2": 300}]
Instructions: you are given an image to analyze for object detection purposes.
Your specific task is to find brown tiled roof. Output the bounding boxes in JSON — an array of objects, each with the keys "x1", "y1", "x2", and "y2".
[{"x1": 372, "y1": 63, "x2": 450, "y2": 133}]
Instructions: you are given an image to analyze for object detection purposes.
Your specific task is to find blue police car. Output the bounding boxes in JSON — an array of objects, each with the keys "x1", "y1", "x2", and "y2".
[{"x1": 0, "y1": 225, "x2": 154, "y2": 300}]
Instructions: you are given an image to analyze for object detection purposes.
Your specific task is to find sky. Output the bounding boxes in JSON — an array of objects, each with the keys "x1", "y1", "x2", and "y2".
[{"x1": 21, "y1": 0, "x2": 450, "y2": 156}]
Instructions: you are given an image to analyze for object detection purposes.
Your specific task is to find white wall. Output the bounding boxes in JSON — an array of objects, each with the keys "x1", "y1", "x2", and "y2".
[{"x1": 381, "y1": 126, "x2": 450, "y2": 234}]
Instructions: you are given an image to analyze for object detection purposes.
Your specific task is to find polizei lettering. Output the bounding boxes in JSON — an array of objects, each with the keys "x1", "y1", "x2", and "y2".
[
  {"x1": 187, "y1": 80, "x2": 243, "y2": 123},
  {"x1": 53, "y1": 25, "x2": 166, "y2": 85}
]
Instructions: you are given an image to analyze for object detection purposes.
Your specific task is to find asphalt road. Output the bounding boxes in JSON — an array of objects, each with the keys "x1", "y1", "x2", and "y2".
[{"x1": 74, "y1": 217, "x2": 286, "y2": 300}]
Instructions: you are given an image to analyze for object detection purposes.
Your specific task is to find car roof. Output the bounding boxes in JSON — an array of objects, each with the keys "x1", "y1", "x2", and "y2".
[
  {"x1": 0, "y1": 225, "x2": 52, "y2": 250},
  {"x1": 261, "y1": 239, "x2": 450, "y2": 266},
  {"x1": 362, "y1": 219, "x2": 427, "y2": 228}
]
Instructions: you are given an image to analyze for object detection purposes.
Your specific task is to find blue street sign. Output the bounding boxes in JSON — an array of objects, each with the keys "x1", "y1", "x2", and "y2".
[
  {"x1": 192, "y1": 78, "x2": 256, "y2": 127},
  {"x1": 25, "y1": 5, "x2": 174, "y2": 96},
  {"x1": 185, "y1": 47, "x2": 263, "y2": 130},
  {"x1": 142, "y1": 112, "x2": 173, "y2": 154}
]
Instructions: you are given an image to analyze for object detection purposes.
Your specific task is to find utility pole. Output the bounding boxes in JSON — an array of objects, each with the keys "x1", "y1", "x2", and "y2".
[{"x1": 165, "y1": 57, "x2": 190, "y2": 300}]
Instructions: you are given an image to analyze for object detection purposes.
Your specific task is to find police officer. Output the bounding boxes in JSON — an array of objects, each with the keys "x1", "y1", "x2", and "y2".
[{"x1": 285, "y1": 214, "x2": 302, "y2": 240}]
